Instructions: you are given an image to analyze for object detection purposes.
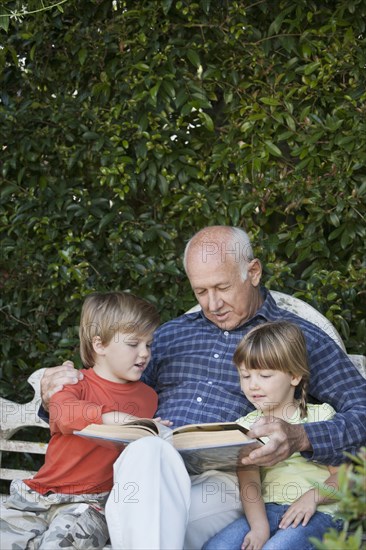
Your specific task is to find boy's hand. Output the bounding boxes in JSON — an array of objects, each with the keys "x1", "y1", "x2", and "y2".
[
  {"x1": 279, "y1": 491, "x2": 317, "y2": 529},
  {"x1": 154, "y1": 417, "x2": 173, "y2": 427},
  {"x1": 241, "y1": 529, "x2": 269, "y2": 550},
  {"x1": 41, "y1": 361, "x2": 83, "y2": 410}
]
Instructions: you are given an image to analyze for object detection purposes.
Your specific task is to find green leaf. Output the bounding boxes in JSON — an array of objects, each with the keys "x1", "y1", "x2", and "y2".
[
  {"x1": 0, "y1": 13, "x2": 9, "y2": 32},
  {"x1": 78, "y1": 48, "x2": 87, "y2": 66},
  {"x1": 162, "y1": 80, "x2": 175, "y2": 98},
  {"x1": 82, "y1": 131, "x2": 99, "y2": 141},
  {"x1": 264, "y1": 140, "x2": 282, "y2": 157},
  {"x1": 149, "y1": 82, "x2": 161, "y2": 104},
  {"x1": 1, "y1": 184, "x2": 18, "y2": 199},
  {"x1": 267, "y1": 7, "x2": 292, "y2": 36},
  {"x1": 260, "y1": 97, "x2": 281, "y2": 106},
  {"x1": 240, "y1": 121, "x2": 253, "y2": 133},
  {"x1": 134, "y1": 62, "x2": 150, "y2": 72},
  {"x1": 199, "y1": 112, "x2": 214, "y2": 131},
  {"x1": 328, "y1": 225, "x2": 344, "y2": 241},
  {"x1": 158, "y1": 174, "x2": 169, "y2": 195},
  {"x1": 294, "y1": 158, "x2": 311, "y2": 171},
  {"x1": 303, "y1": 61, "x2": 321, "y2": 75},
  {"x1": 284, "y1": 114, "x2": 296, "y2": 131},
  {"x1": 99, "y1": 213, "x2": 116, "y2": 231},
  {"x1": 200, "y1": 0, "x2": 211, "y2": 15},
  {"x1": 187, "y1": 49, "x2": 201, "y2": 69},
  {"x1": 175, "y1": 89, "x2": 188, "y2": 108},
  {"x1": 329, "y1": 213, "x2": 340, "y2": 227},
  {"x1": 162, "y1": 0, "x2": 174, "y2": 15}
]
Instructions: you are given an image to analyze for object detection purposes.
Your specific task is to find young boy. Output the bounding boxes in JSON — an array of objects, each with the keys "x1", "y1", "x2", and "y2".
[
  {"x1": 1, "y1": 291, "x2": 162, "y2": 549},
  {"x1": 203, "y1": 321, "x2": 343, "y2": 550}
]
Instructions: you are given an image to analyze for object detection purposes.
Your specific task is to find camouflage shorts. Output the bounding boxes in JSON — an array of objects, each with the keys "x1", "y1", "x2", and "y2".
[{"x1": 0, "y1": 480, "x2": 110, "y2": 549}]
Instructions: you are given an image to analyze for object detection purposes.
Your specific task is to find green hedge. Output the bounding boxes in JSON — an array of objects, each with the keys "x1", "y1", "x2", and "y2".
[{"x1": 1, "y1": 0, "x2": 365, "y2": 402}]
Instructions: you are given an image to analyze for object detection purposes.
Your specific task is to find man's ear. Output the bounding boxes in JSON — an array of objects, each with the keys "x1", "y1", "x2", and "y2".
[
  {"x1": 92, "y1": 336, "x2": 105, "y2": 356},
  {"x1": 248, "y1": 259, "x2": 262, "y2": 287}
]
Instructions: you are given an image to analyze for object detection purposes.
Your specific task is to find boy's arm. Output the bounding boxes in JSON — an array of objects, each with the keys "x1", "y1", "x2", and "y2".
[
  {"x1": 237, "y1": 465, "x2": 270, "y2": 549},
  {"x1": 279, "y1": 466, "x2": 339, "y2": 529},
  {"x1": 50, "y1": 387, "x2": 139, "y2": 435},
  {"x1": 101, "y1": 411, "x2": 141, "y2": 425}
]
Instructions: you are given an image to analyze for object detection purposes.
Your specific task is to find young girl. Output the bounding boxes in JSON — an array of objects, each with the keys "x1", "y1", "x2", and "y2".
[{"x1": 203, "y1": 321, "x2": 343, "y2": 550}]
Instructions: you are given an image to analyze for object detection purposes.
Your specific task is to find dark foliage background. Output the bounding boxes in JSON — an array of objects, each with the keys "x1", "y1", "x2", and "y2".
[{"x1": 1, "y1": 0, "x2": 365, "y2": 408}]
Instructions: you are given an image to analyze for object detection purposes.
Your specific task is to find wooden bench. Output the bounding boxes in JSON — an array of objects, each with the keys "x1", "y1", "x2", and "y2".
[{"x1": 1, "y1": 368, "x2": 49, "y2": 489}]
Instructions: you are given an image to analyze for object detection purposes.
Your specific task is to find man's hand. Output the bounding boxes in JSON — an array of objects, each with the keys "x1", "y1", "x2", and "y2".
[
  {"x1": 241, "y1": 416, "x2": 312, "y2": 467},
  {"x1": 41, "y1": 361, "x2": 83, "y2": 411}
]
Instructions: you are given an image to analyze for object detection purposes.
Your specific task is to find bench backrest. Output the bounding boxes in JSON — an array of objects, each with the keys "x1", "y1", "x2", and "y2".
[{"x1": 0, "y1": 368, "x2": 49, "y2": 482}]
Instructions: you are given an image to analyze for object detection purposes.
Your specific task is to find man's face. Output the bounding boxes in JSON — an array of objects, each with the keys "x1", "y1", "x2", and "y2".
[{"x1": 186, "y1": 252, "x2": 262, "y2": 331}]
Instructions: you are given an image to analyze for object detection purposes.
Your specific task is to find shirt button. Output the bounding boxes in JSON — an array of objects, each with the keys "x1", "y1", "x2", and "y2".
[
  {"x1": 224, "y1": 331, "x2": 229, "y2": 336},
  {"x1": 197, "y1": 397, "x2": 202, "y2": 403},
  {"x1": 214, "y1": 353, "x2": 219, "y2": 358}
]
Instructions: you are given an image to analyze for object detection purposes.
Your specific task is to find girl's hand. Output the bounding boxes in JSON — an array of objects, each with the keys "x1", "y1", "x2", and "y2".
[
  {"x1": 154, "y1": 416, "x2": 173, "y2": 427},
  {"x1": 279, "y1": 491, "x2": 317, "y2": 529},
  {"x1": 241, "y1": 529, "x2": 269, "y2": 550}
]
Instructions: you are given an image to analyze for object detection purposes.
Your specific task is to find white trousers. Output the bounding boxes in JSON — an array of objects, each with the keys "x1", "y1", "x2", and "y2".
[{"x1": 105, "y1": 438, "x2": 243, "y2": 550}]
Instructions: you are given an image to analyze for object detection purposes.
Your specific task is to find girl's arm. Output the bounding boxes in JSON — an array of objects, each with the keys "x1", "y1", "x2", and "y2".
[
  {"x1": 279, "y1": 466, "x2": 339, "y2": 529},
  {"x1": 237, "y1": 465, "x2": 270, "y2": 549}
]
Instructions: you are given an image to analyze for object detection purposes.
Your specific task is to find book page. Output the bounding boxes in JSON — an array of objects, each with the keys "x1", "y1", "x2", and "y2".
[
  {"x1": 172, "y1": 428, "x2": 252, "y2": 450},
  {"x1": 74, "y1": 418, "x2": 160, "y2": 440},
  {"x1": 172, "y1": 421, "x2": 249, "y2": 436}
]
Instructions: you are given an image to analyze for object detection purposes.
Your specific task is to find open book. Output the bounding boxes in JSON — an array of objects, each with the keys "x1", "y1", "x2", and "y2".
[{"x1": 74, "y1": 419, "x2": 263, "y2": 474}]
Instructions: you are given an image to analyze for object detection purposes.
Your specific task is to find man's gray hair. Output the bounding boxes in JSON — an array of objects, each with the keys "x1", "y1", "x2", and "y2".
[{"x1": 183, "y1": 226, "x2": 254, "y2": 281}]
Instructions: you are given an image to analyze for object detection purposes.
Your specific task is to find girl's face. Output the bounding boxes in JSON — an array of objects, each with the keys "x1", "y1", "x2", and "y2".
[{"x1": 239, "y1": 366, "x2": 302, "y2": 420}]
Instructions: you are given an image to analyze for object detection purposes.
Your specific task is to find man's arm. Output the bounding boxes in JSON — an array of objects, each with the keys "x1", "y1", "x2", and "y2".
[{"x1": 301, "y1": 337, "x2": 366, "y2": 464}]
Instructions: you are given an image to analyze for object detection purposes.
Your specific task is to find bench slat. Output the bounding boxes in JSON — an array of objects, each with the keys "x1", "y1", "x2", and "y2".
[
  {"x1": 0, "y1": 440, "x2": 48, "y2": 454},
  {"x1": 1, "y1": 468, "x2": 37, "y2": 480}
]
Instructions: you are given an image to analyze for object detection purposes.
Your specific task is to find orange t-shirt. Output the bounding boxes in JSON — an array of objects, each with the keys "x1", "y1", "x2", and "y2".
[{"x1": 25, "y1": 369, "x2": 157, "y2": 495}]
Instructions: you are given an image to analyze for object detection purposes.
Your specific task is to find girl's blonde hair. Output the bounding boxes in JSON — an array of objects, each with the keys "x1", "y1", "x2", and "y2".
[
  {"x1": 233, "y1": 321, "x2": 310, "y2": 418},
  {"x1": 79, "y1": 291, "x2": 160, "y2": 369}
]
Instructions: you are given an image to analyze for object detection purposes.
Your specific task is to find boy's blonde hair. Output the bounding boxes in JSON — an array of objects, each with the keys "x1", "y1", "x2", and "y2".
[
  {"x1": 233, "y1": 321, "x2": 310, "y2": 418},
  {"x1": 79, "y1": 291, "x2": 160, "y2": 369}
]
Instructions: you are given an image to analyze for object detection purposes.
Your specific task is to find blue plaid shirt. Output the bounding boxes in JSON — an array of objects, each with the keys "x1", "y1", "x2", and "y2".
[{"x1": 143, "y1": 289, "x2": 366, "y2": 465}]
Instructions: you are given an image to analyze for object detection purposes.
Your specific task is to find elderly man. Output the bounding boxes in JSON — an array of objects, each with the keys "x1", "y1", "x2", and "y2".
[{"x1": 40, "y1": 226, "x2": 366, "y2": 549}]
